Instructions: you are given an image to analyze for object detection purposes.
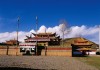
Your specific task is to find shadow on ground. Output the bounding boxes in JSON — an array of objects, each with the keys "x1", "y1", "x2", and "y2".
[{"x1": 0, "y1": 67, "x2": 56, "y2": 70}]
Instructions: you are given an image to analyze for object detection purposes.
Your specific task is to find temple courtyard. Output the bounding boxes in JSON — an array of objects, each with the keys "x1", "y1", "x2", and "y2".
[{"x1": 0, "y1": 55, "x2": 99, "y2": 70}]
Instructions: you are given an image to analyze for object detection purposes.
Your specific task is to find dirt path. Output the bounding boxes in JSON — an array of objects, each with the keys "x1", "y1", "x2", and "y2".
[{"x1": 0, "y1": 56, "x2": 98, "y2": 70}]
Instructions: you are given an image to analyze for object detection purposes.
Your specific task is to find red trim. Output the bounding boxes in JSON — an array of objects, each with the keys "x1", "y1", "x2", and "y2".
[
  {"x1": 19, "y1": 45, "x2": 35, "y2": 46},
  {"x1": 47, "y1": 48, "x2": 71, "y2": 50}
]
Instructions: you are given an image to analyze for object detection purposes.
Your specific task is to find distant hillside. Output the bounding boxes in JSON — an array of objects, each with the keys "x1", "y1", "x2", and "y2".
[{"x1": 60, "y1": 37, "x2": 99, "y2": 49}]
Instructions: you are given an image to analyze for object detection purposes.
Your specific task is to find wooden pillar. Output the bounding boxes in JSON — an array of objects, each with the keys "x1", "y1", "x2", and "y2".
[
  {"x1": 44, "y1": 44, "x2": 47, "y2": 56},
  {"x1": 16, "y1": 47, "x2": 18, "y2": 56},
  {"x1": 6, "y1": 46, "x2": 9, "y2": 55},
  {"x1": 45, "y1": 46, "x2": 47, "y2": 56}
]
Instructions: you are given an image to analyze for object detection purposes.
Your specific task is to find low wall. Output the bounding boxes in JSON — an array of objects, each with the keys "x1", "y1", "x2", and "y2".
[
  {"x1": 41, "y1": 50, "x2": 71, "y2": 56},
  {"x1": 0, "y1": 46, "x2": 72, "y2": 56},
  {"x1": 0, "y1": 49, "x2": 7, "y2": 55},
  {"x1": 41, "y1": 48, "x2": 72, "y2": 56},
  {"x1": 0, "y1": 47, "x2": 22, "y2": 56}
]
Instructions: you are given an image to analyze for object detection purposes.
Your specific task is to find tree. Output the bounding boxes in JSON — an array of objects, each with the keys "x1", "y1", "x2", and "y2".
[{"x1": 59, "y1": 20, "x2": 70, "y2": 47}]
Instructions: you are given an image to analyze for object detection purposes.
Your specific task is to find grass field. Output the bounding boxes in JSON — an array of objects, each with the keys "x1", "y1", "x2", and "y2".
[{"x1": 75, "y1": 56, "x2": 100, "y2": 70}]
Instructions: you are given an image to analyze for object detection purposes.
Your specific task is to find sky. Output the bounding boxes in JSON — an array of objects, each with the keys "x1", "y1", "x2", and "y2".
[{"x1": 0, "y1": 0, "x2": 100, "y2": 44}]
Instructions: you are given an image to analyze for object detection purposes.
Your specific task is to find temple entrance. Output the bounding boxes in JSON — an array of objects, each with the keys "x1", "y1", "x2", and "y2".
[
  {"x1": 26, "y1": 50, "x2": 30, "y2": 55},
  {"x1": 37, "y1": 46, "x2": 45, "y2": 56}
]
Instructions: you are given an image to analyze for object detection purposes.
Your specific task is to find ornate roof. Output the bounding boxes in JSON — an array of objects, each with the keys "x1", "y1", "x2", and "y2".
[
  {"x1": 72, "y1": 37, "x2": 92, "y2": 46},
  {"x1": 25, "y1": 37, "x2": 50, "y2": 41},
  {"x1": 32, "y1": 32, "x2": 56, "y2": 36},
  {"x1": 6, "y1": 39, "x2": 17, "y2": 42}
]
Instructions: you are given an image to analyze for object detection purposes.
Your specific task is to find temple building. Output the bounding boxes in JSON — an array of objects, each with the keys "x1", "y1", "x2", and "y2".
[
  {"x1": 6, "y1": 39, "x2": 18, "y2": 45},
  {"x1": 24, "y1": 32, "x2": 61, "y2": 46},
  {"x1": 71, "y1": 37, "x2": 93, "y2": 56}
]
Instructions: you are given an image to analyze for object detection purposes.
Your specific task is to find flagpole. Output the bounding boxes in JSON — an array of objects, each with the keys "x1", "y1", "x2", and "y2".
[
  {"x1": 99, "y1": 25, "x2": 100, "y2": 51},
  {"x1": 17, "y1": 17, "x2": 19, "y2": 45},
  {"x1": 16, "y1": 17, "x2": 19, "y2": 56},
  {"x1": 36, "y1": 16, "x2": 38, "y2": 55}
]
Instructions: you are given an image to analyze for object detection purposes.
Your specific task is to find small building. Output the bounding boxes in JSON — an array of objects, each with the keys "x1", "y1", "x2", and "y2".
[
  {"x1": 71, "y1": 37, "x2": 93, "y2": 57},
  {"x1": 6, "y1": 39, "x2": 18, "y2": 45}
]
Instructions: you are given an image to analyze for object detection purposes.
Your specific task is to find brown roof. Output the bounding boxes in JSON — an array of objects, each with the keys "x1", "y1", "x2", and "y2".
[
  {"x1": 32, "y1": 32, "x2": 56, "y2": 36},
  {"x1": 73, "y1": 43, "x2": 92, "y2": 46},
  {"x1": 6, "y1": 40, "x2": 17, "y2": 42},
  {"x1": 25, "y1": 37, "x2": 50, "y2": 41},
  {"x1": 76, "y1": 48, "x2": 94, "y2": 51},
  {"x1": 38, "y1": 33, "x2": 52, "y2": 34},
  {"x1": 72, "y1": 37, "x2": 92, "y2": 46}
]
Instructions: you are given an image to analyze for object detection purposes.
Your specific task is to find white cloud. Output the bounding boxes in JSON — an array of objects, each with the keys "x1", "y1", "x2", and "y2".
[
  {"x1": 67, "y1": 25, "x2": 99, "y2": 44},
  {"x1": 37, "y1": 25, "x2": 47, "y2": 33},
  {"x1": 0, "y1": 31, "x2": 30, "y2": 42},
  {"x1": 66, "y1": 25, "x2": 99, "y2": 37},
  {"x1": 0, "y1": 24, "x2": 99, "y2": 44}
]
